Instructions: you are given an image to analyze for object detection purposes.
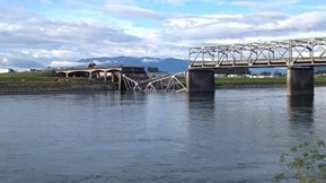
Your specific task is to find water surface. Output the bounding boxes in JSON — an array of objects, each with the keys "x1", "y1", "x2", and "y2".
[{"x1": 1, "y1": 87, "x2": 326, "y2": 183}]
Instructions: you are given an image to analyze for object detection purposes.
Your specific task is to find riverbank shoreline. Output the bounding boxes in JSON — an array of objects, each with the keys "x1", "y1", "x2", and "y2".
[
  {"x1": 1, "y1": 83, "x2": 326, "y2": 95},
  {"x1": 216, "y1": 83, "x2": 326, "y2": 89},
  {"x1": 2, "y1": 71, "x2": 326, "y2": 94},
  {"x1": 216, "y1": 84, "x2": 286, "y2": 89},
  {"x1": 0, "y1": 83, "x2": 114, "y2": 95}
]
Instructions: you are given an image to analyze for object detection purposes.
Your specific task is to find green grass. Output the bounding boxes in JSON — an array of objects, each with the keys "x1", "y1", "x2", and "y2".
[
  {"x1": 315, "y1": 75, "x2": 326, "y2": 84},
  {"x1": 0, "y1": 71, "x2": 89, "y2": 84},
  {"x1": 0, "y1": 71, "x2": 93, "y2": 89},
  {"x1": 215, "y1": 77, "x2": 286, "y2": 85},
  {"x1": 2, "y1": 71, "x2": 326, "y2": 87},
  {"x1": 216, "y1": 75, "x2": 326, "y2": 85}
]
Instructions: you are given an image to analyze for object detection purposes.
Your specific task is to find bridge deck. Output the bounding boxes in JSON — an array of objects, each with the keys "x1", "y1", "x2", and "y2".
[
  {"x1": 189, "y1": 37, "x2": 326, "y2": 69},
  {"x1": 55, "y1": 66, "x2": 145, "y2": 73}
]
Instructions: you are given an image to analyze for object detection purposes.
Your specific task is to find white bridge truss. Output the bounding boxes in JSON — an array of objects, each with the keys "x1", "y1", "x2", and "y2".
[
  {"x1": 122, "y1": 72, "x2": 186, "y2": 92},
  {"x1": 189, "y1": 37, "x2": 326, "y2": 69}
]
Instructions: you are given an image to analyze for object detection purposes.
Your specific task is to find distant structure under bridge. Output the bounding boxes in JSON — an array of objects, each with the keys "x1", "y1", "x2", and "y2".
[{"x1": 55, "y1": 66, "x2": 186, "y2": 92}]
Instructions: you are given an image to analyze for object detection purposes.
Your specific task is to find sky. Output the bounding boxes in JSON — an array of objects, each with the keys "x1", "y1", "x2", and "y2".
[{"x1": 0, "y1": 0, "x2": 326, "y2": 69}]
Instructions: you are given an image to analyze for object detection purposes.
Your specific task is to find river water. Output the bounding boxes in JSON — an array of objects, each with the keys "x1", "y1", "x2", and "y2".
[{"x1": 1, "y1": 87, "x2": 326, "y2": 183}]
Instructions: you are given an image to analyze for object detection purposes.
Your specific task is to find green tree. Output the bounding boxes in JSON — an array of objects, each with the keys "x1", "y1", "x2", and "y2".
[
  {"x1": 273, "y1": 71, "x2": 283, "y2": 77},
  {"x1": 215, "y1": 68, "x2": 250, "y2": 75},
  {"x1": 273, "y1": 139, "x2": 326, "y2": 183},
  {"x1": 147, "y1": 67, "x2": 159, "y2": 72},
  {"x1": 88, "y1": 62, "x2": 96, "y2": 68},
  {"x1": 260, "y1": 71, "x2": 271, "y2": 76}
]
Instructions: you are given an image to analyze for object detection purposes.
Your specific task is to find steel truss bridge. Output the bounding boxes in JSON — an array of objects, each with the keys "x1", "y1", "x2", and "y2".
[
  {"x1": 189, "y1": 37, "x2": 326, "y2": 69},
  {"x1": 122, "y1": 72, "x2": 186, "y2": 92}
]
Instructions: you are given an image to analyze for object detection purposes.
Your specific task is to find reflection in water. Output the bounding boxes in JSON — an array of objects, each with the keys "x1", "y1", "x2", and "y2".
[
  {"x1": 119, "y1": 91, "x2": 147, "y2": 105},
  {"x1": 186, "y1": 92, "x2": 215, "y2": 102},
  {"x1": 186, "y1": 93, "x2": 215, "y2": 123},
  {"x1": 287, "y1": 95, "x2": 314, "y2": 130}
]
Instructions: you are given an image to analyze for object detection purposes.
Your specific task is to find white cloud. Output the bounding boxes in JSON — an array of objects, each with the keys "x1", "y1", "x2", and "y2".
[
  {"x1": 141, "y1": 58, "x2": 161, "y2": 62},
  {"x1": 106, "y1": 4, "x2": 164, "y2": 19},
  {"x1": 1, "y1": 0, "x2": 326, "y2": 70},
  {"x1": 32, "y1": 49, "x2": 82, "y2": 59},
  {"x1": 160, "y1": 10, "x2": 326, "y2": 47},
  {"x1": 1, "y1": 58, "x2": 8, "y2": 63},
  {"x1": 155, "y1": 0, "x2": 225, "y2": 6},
  {"x1": 163, "y1": 14, "x2": 241, "y2": 29},
  {"x1": 232, "y1": 0, "x2": 299, "y2": 10},
  {"x1": 49, "y1": 61, "x2": 86, "y2": 68},
  {"x1": 161, "y1": 0, "x2": 190, "y2": 6},
  {"x1": 277, "y1": 12, "x2": 326, "y2": 31}
]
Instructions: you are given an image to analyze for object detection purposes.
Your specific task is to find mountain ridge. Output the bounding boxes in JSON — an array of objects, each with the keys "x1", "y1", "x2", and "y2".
[
  {"x1": 78, "y1": 56, "x2": 188, "y2": 73},
  {"x1": 78, "y1": 56, "x2": 289, "y2": 74}
]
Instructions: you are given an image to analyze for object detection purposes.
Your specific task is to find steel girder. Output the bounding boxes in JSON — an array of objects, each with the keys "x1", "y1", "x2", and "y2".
[
  {"x1": 122, "y1": 72, "x2": 186, "y2": 92},
  {"x1": 188, "y1": 37, "x2": 326, "y2": 69}
]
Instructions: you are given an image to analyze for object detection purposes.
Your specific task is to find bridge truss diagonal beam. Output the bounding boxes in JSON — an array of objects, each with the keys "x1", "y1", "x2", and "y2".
[
  {"x1": 122, "y1": 72, "x2": 186, "y2": 92},
  {"x1": 189, "y1": 37, "x2": 326, "y2": 69}
]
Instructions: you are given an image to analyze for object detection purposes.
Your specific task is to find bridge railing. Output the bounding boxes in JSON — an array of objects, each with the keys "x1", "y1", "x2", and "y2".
[{"x1": 189, "y1": 37, "x2": 326, "y2": 68}]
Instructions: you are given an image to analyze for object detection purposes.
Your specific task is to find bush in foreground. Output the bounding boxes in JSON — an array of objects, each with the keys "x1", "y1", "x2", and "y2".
[{"x1": 273, "y1": 139, "x2": 326, "y2": 183}]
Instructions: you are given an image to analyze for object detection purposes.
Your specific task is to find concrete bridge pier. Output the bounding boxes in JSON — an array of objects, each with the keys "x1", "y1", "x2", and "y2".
[
  {"x1": 287, "y1": 67, "x2": 314, "y2": 96},
  {"x1": 118, "y1": 73, "x2": 126, "y2": 91},
  {"x1": 103, "y1": 71, "x2": 115, "y2": 83},
  {"x1": 88, "y1": 71, "x2": 92, "y2": 79},
  {"x1": 186, "y1": 69, "x2": 215, "y2": 93},
  {"x1": 104, "y1": 71, "x2": 107, "y2": 83},
  {"x1": 111, "y1": 73, "x2": 115, "y2": 83}
]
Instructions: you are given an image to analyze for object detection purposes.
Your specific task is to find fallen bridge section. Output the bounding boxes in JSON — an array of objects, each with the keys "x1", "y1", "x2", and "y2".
[{"x1": 122, "y1": 72, "x2": 186, "y2": 92}]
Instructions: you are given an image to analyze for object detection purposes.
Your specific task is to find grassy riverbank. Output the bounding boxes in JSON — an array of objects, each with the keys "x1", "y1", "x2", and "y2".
[
  {"x1": 215, "y1": 75, "x2": 326, "y2": 86},
  {"x1": 0, "y1": 71, "x2": 85, "y2": 83},
  {"x1": 1, "y1": 71, "x2": 326, "y2": 93},
  {"x1": 0, "y1": 71, "x2": 113, "y2": 94}
]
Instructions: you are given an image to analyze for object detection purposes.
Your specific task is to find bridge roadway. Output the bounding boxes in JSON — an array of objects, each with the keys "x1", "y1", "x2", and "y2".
[
  {"x1": 188, "y1": 37, "x2": 326, "y2": 69},
  {"x1": 56, "y1": 66, "x2": 146, "y2": 79},
  {"x1": 56, "y1": 66, "x2": 123, "y2": 77},
  {"x1": 56, "y1": 66, "x2": 148, "y2": 90}
]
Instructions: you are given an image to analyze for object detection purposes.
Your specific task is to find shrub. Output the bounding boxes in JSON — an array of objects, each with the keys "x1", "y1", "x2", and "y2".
[{"x1": 273, "y1": 139, "x2": 326, "y2": 183}]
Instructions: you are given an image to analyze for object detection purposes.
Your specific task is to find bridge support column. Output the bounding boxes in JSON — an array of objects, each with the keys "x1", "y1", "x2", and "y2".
[
  {"x1": 104, "y1": 71, "x2": 107, "y2": 83},
  {"x1": 186, "y1": 69, "x2": 215, "y2": 93},
  {"x1": 118, "y1": 73, "x2": 126, "y2": 91},
  {"x1": 111, "y1": 73, "x2": 115, "y2": 83},
  {"x1": 287, "y1": 67, "x2": 314, "y2": 96},
  {"x1": 89, "y1": 71, "x2": 92, "y2": 79}
]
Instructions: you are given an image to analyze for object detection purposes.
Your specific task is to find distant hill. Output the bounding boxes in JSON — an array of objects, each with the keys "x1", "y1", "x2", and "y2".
[
  {"x1": 78, "y1": 56, "x2": 188, "y2": 73},
  {"x1": 79, "y1": 56, "x2": 324, "y2": 74}
]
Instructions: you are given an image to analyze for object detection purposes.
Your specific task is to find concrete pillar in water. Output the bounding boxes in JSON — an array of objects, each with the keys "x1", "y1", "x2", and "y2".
[
  {"x1": 287, "y1": 67, "x2": 314, "y2": 96},
  {"x1": 111, "y1": 72, "x2": 115, "y2": 83},
  {"x1": 104, "y1": 71, "x2": 107, "y2": 83},
  {"x1": 186, "y1": 69, "x2": 215, "y2": 93},
  {"x1": 118, "y1": 73, "x2": 126, "y2": 91}
]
